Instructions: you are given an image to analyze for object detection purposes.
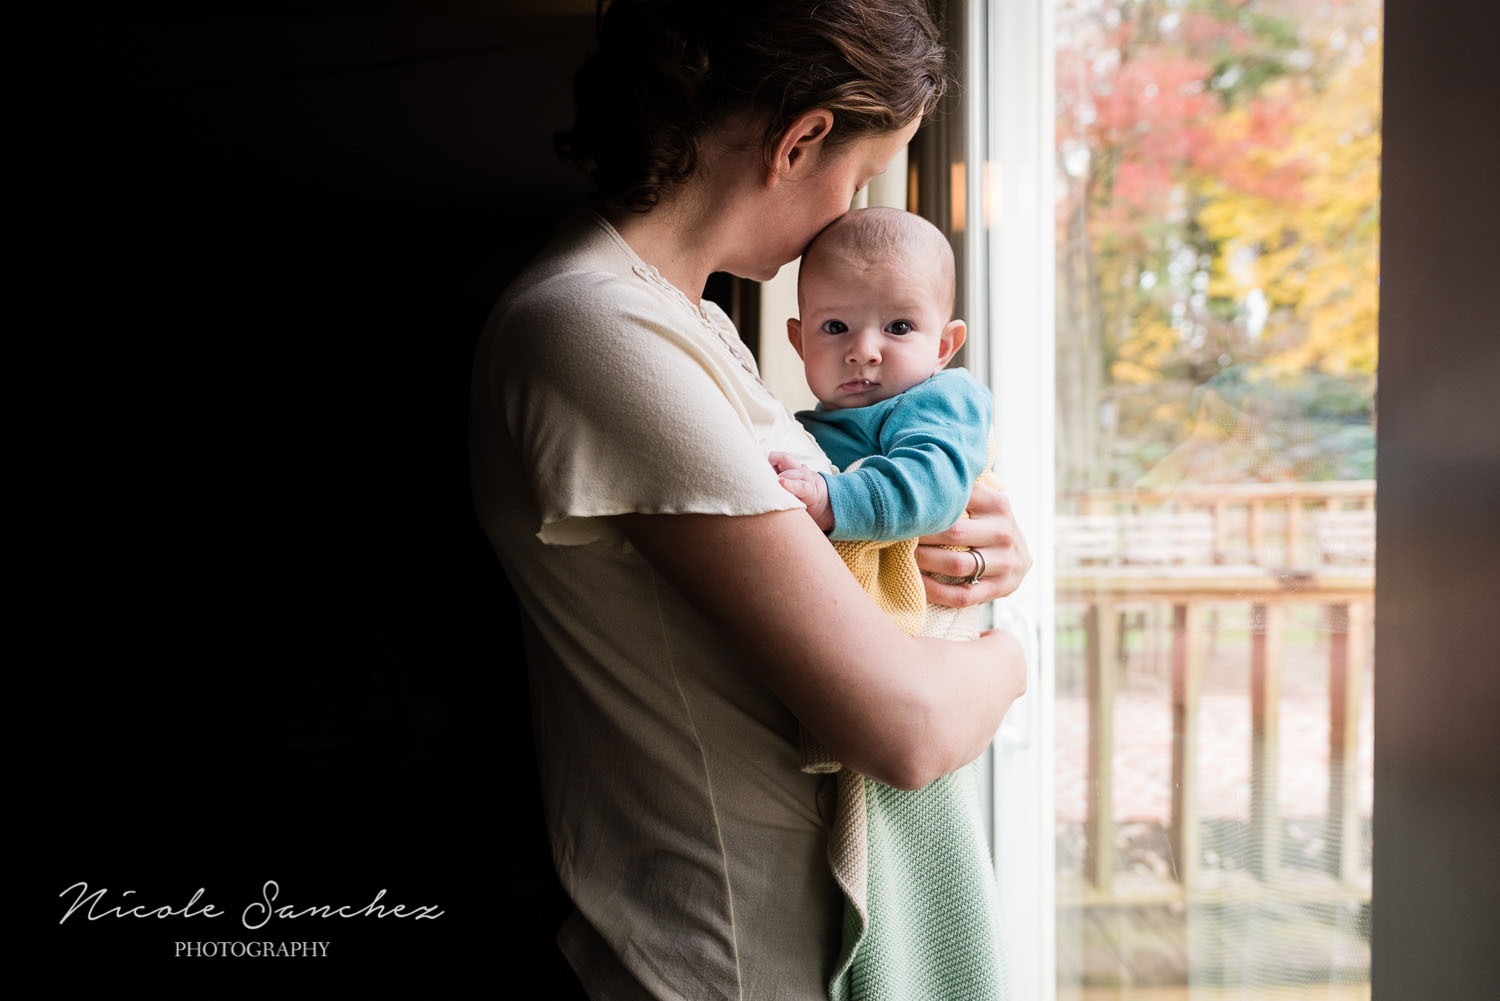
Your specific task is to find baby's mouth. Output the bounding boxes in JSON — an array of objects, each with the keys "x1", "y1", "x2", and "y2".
[{"x1": 840, "y1": 378, "x2": 879, "y2": 393}]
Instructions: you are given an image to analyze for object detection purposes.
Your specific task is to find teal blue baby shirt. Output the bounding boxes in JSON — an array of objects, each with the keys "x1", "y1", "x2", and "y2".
[{"x1": 795, "y1": 367, "x2": 993, "y2": 542}]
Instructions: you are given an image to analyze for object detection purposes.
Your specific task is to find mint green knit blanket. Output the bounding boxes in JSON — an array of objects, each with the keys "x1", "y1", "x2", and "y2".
[{"x1": 828, "y1": 760, "x2": 1011, "y2": 1001}]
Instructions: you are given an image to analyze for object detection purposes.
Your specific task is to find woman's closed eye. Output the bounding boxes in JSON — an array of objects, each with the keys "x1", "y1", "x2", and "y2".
[
  {"x1": 820, "y1": 319, "x2": 849, "y2": 335},
  {"x1": 885, "y1": 320, "x2": 914, "y2": 335}
]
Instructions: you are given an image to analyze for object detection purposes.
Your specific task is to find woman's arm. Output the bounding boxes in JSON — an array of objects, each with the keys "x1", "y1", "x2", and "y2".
[{"x1": 618, "y1": 508, "x2": 1026, "y2": 790}]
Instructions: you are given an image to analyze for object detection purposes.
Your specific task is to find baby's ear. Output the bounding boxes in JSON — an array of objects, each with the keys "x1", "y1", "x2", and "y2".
[
  {"x1": 786, "y1": 317, "x2": 806, "y2": 360},
  {"x1": 935, "y1": 318, "x2": 967, "y2": 370}
]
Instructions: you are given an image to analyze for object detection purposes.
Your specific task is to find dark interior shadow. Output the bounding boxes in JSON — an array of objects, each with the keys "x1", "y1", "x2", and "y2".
[{"x1": 16, "y1": 7, "x2": 602, "y2": 996}]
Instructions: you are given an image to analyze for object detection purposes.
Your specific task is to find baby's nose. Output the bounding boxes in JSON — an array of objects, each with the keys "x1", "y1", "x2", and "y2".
[{"x1": 847, "y1": 330, "x2": 882, "y2": 363}]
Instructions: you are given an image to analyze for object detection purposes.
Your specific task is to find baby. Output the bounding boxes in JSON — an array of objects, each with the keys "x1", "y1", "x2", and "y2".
[
  {"x1": 771, "y1": 205, "x2": 995, "y2": 637},
  {"x1": 773, "y1": 207, "x2": 1010, "y2": 1001}
]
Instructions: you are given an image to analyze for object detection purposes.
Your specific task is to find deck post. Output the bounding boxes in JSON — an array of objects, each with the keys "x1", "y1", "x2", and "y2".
[
  {"x1": 1328, "y1": 600, "x2": 1369, "y2": 882},
  {"x1": 1084, "y1": 599, "x2": 1118, "y2": 890},
  {"x1": 1250, "y1": 601, "x2": 1284, "y2": 881},
  {"x1": 1249, "y1": 500, "x2": 1266, "y2": 565},
  {"x1": 1212, "y1": 500, "x2": 1229, "y2": 563},
  {"x1": 1285, "y1": 499, "x2": 1304, "y2": 565},
  {"x1": 1169, "y1": 602, "x2": 1203, "y2": 887}
]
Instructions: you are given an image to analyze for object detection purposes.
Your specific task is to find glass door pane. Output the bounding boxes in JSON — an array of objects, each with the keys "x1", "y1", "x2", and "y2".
[{"x1": 1050, "y1": 1, "x2": 1380, "y2": 998}]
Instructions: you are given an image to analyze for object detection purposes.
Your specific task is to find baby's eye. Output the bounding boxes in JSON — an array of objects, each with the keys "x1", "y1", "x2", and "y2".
[
  {"x1": 886, "y1": 320, "x2": 914, "y2": 335},
  {"x1": 821, "y1": 319, "x2": 849, "y2": 335}
]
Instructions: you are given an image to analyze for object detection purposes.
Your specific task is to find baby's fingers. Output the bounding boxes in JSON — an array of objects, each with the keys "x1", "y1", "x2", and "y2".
[
  {"x1": 778, "y1": 473, "x2": 818, "y2": 508},
  {"x1": 768, "y1": 451, "x2": 804, "y2": 475}
]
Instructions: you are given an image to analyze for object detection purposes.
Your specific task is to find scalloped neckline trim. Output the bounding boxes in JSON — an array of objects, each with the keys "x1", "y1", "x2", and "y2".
[{"x1": 589, "y1": 212, "x2": 758, "y2": 379}]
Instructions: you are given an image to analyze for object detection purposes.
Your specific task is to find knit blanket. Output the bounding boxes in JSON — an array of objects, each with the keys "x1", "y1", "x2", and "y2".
[
  {"x1": 801, "y1": 473, "x2": 1011, "y2": 1001},
  {"x1": 827, "y1": 761, "x2": 1010, "y2": 1001}
]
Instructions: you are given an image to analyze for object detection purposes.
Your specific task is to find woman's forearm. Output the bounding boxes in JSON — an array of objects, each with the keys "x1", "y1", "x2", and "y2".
[
  {"x1": 894, "y1": 630, "x2": 1025, "y2": 786},
  {"x1": 617, "y1": 508, "x2": 1027, "y2": 789}
]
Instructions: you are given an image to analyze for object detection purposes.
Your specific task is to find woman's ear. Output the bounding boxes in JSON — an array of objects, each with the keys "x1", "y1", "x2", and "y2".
[
  {"x1": 768, "y1": 110, "x2": 835, "y2": 186},
  {"x1": 786, "y1": 317, "x2": 806, "y2": 359},
  {"x1": 935, "y1": 319, "x2": 967, "y2": 370}
]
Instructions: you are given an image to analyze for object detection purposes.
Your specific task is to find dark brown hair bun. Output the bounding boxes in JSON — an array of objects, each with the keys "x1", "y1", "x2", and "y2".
[{"x1": 556, "y1": 0, "x2": 949, "y2": 212}]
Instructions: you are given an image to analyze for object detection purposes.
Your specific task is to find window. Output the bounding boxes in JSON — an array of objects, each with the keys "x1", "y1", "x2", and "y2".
[
  {"x1": 756, "y1": 1, "x2": 1422, "y2": 996},
  {"x1": 979, "y1": 1, "x2": 1382, "y2": 999}
]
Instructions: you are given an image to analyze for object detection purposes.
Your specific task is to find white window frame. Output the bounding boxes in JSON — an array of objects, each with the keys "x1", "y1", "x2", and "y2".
[{"x1": 971, "y1": 2, "x2": 1057, "y2": 1000}]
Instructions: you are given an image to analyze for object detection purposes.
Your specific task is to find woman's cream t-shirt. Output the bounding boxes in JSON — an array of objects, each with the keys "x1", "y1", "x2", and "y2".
[{"x1": 470, "y1": 212, "x2": 839, "y2": 1001}]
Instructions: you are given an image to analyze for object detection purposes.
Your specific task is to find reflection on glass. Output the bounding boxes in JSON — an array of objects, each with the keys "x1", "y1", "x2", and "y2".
[{"x1": 1052, "y1": 0, "x2": 1380, "y2": 998}]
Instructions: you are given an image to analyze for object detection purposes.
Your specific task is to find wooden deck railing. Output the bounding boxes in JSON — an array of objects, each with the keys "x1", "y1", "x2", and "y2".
[
  {"x1": 1056, "y1": 481, "x2": 1374, "y2": 906},
  {"x1": 1061, "y1": 481, "x2": 1375, "y2": 568}
]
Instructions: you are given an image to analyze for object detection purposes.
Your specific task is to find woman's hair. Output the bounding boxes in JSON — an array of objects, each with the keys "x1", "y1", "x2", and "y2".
[{"x1": 556, "y1": 0, "x2": 949, "y2": 212}]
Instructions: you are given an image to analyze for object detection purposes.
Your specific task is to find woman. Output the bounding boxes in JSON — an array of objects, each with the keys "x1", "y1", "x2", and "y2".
[{"x1": 470, "y1": 2, "x2": 1031, "y2": 998}]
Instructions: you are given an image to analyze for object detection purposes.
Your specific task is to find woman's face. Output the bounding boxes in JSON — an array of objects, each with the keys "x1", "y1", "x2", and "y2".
[{"x1": 740, "y1": 118, "x2": 922, "y2": 282}]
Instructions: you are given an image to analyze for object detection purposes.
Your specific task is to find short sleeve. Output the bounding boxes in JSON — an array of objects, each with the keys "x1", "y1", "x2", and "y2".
[{"x1": 485, "y1": 271, "x2": 803, "y2": 546}]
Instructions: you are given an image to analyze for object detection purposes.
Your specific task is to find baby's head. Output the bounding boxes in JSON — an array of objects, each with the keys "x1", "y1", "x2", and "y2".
[{"x1": 788, "y1": 207, "x2": 966, "y2": 411}]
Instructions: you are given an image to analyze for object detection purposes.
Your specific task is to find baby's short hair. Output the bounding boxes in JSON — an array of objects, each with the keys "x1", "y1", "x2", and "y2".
[{"x1": 800, "y1": 207, "x2": 956, "y2": 316}]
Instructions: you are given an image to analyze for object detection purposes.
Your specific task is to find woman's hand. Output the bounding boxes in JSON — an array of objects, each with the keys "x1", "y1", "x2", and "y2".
[{"x1": 916, "y1": 479, "x2": 1032, "y2": 608}]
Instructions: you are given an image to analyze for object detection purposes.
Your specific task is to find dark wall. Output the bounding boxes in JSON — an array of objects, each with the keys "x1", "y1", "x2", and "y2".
[
  {"x1": 1372, "y1": 1, "x2": 1500, "y2": 999},
  {"x1": 17, "y1": 6, "x2": 593, "y2": 997}
]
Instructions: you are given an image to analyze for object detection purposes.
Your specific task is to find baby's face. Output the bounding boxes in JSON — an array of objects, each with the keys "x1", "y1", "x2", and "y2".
[{"x1": 790, "y1": 252, "x2": 962, "y2": 411}]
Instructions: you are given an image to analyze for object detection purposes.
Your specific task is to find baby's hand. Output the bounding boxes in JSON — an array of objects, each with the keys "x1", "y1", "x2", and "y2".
[{"x1": 768, "y1": 452, "x2": 835, "y2": 533}]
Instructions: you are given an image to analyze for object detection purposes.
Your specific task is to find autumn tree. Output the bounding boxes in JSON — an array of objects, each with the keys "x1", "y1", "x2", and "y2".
[{"x1": 1055, "y1": 0, "x2": 1382, "y2": 494}]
